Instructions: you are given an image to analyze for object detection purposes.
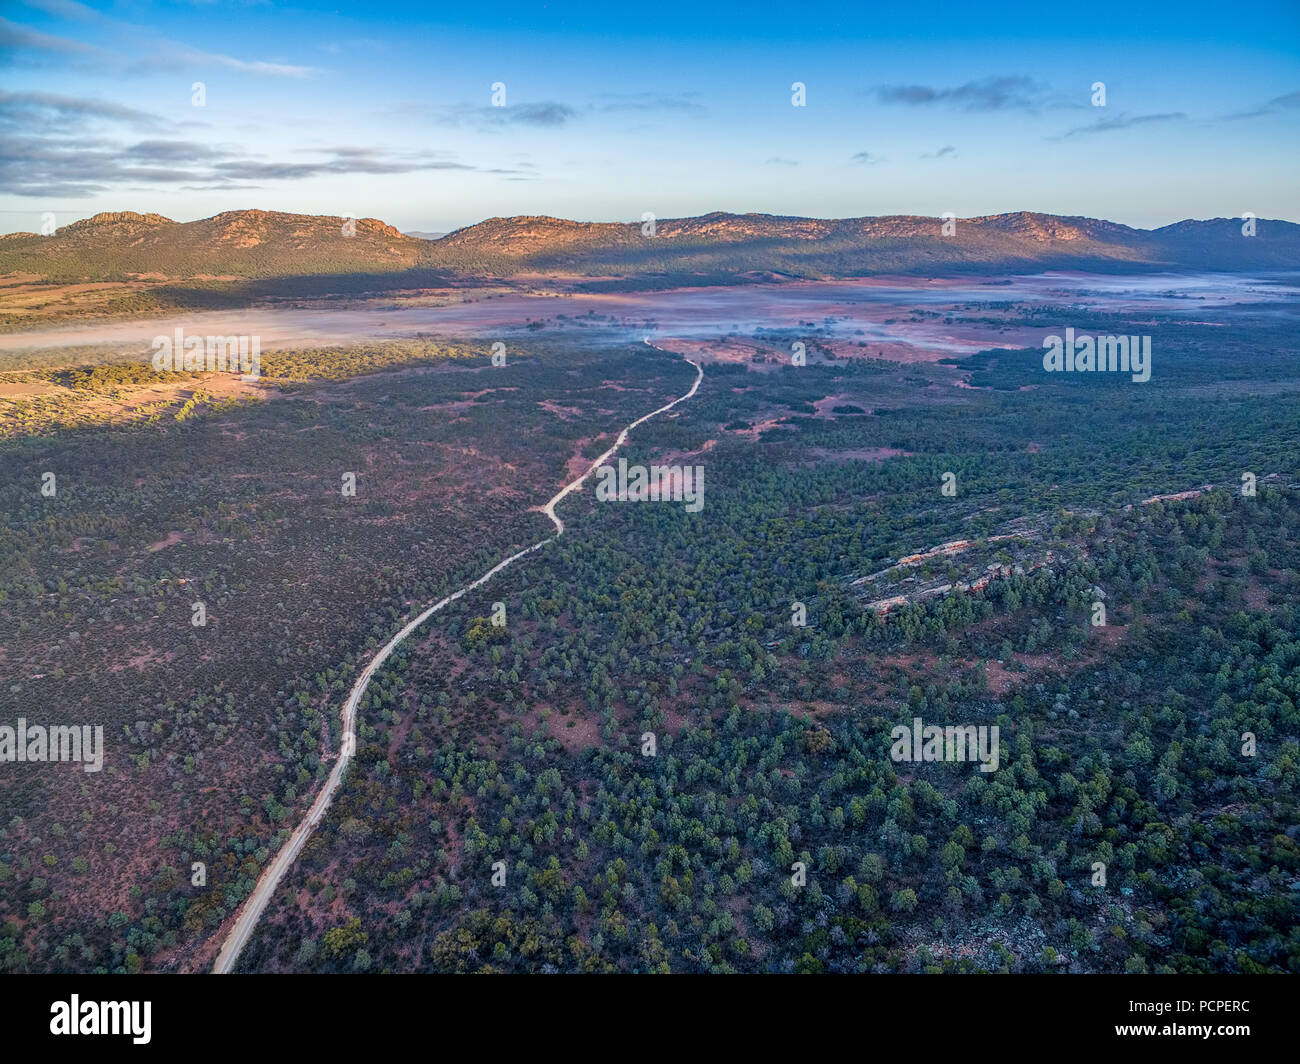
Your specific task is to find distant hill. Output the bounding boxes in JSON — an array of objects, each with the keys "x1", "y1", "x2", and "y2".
[
  {"x1": 2, "y1": 208, "x2": 1298, "y2": 285},
  {"x1": 0, "y1": 210, "x2": 429, "y2": 281},
  {"x1": 430, "y1": 211, "x2": 1300, "y2": 281},
  {"x1": 403, "y1": 231, "x2": 447, "y2": 241}
]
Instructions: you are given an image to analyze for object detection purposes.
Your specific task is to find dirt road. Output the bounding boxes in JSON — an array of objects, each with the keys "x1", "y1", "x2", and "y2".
[{"x1": 211, "y1": 346, "x2": 701, "y2": 973}]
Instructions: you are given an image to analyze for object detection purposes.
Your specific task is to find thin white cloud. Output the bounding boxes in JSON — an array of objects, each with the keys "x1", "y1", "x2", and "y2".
[{"x1": 8, "y1": 1, "x2": 318, "y2": 78}]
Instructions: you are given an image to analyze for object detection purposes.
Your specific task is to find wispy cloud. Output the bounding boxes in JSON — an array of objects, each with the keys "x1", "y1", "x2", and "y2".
[
  {"x1": 130, "y1": 47, "x2": 314, "y2": 79},
  {"x1": 0, "y1": 94, "x2": 519, "y2": 196},
  {"x1": 850, "y1": 151, "x2": 881, "y2": 165},
  {"x1": 502, "y1": 102, "x2": 575, "y2": 127},
  {"x1": 411, "y1": 101, "x2": 577, "y2": 130},
  {"x1": 763, "y1": 156, "x2": 799, "y2": 166},
  {"x1": 595, "y1": 91, "x2": 706, "y2": 115},
  {"x1": 1221, "y1": 89, "x2": 1300, "y2": 121},
  {"x1": 1058, "y1": 111, "x2": 1186, "y2": 138},
  {"x1": 0, "y1": 15, "x2": 110, "y2": 62},
  {"x1": 0, "y1": 89, "x2": 167, "y2": 132},
  {"x1": 403, "y1": 92, "x2": 703, "y2": 133},
  {"x1": 222, "y1": 147, "x2": 479, "y2": 181},
  {"x1": 4, "y1": 3, "x2": 318, "y2": 78},
  {"x1": 922, "y1": 145, "x2": 956, "y2": 159},
  {"x1": 871, "y1": 76, "x2": 1067, "y2": 113}
]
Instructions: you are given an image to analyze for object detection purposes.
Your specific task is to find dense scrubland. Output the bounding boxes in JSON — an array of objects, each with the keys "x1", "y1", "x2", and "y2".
[
  {"x1": 0, "y1": 338, "x2": 690, "y2": 972},
  {"x1": 1, "y1": 293, "x2": 1296, "y2": 974},
  {"x1": 221, "y1": 306, "x2": 1296, "y2": 974}
]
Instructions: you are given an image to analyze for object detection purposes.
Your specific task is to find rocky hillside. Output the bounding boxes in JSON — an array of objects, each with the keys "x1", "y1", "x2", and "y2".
[{"x1": 0, "y1": 210, "x2": 428, "y2": 281}]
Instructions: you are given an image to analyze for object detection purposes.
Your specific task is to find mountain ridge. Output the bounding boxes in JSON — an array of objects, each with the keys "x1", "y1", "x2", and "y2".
[{"x1": 3, "y1": 208, "x2": 1298, "y2": 284}]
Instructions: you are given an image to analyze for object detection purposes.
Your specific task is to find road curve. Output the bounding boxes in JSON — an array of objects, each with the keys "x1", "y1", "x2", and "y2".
[{"x1": 211, "y1": 344, "x2": 701, "y2": 973}]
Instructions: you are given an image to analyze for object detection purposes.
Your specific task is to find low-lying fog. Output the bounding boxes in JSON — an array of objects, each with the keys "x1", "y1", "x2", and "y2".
[{"x1": 4, "y1": 272, "x2": 1296, "y2": 362}]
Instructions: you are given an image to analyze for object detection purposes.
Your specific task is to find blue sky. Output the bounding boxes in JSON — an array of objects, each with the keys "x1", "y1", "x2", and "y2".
[{"x1": 2, "y1": 0, "x2": 1298, "y2": 233}]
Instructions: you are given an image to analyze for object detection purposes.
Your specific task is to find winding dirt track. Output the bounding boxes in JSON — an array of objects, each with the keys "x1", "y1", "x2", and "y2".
[{"x1": 211, "y1": 344, "x2": 701, "y2": 973}]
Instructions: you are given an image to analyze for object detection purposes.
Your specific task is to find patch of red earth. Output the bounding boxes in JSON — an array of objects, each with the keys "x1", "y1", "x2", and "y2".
[
  {"x1": 0, "y1": 380, "x2": 50, "y2": 398},
  {"x1": 1088, "y1": 623, "x2": 1128, "y2": 649},
  {"x1": 1244, "y1": 580, "x2": 1274, "y2": 610},
  {"x1": 811, "y1": 393, "x2": 869, "y2": 418},
  {"x1": 660, "y1": 703, "x2": 688, "y2": 734},
  {"x1": 821, "y1": 337, "x2": 951, "y2": 364},
  {"x1": 982, "y1": 627, "x2": 1128, "y2": 695},
  {"x1": 536, "y1": 701, "x2": 602, "y2": 754},
  {"x1": 441, "y1": 806, "x2": 465, "y2": 863},
  {"x1": 538, "y1": 399, "x2": 584, "y2": 419},
  {"x1": 659, "y1": 439, "x2": 717, "y2": 463},
  {"x1": 385, "y1": 707, "x2": 420, "y2": 758},
  {"x1": 147, "y1": 530, "x2": 185, "y2": 552},
  {"x1": 874, "y1": 648, "x2": 947, "y2": 680},
  {"x1": 785, "y1": 700, "x2": 840, "y2": 720},
  {"x1": 110, "y1": 647, "x2": 174, "y2": 672},
  {"x1": 730, "y1": 416, "x2": 794, "y2": 439},
  {"x1": 983, "y1": 659, "x2": 1025, "y2": 697},
  {"x1": 563, "y1": 435, "x2": 610, "y2": 481}
]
